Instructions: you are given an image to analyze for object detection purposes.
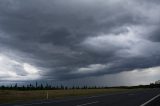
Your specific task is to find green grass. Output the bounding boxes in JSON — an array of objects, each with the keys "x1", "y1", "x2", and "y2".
[{"x1": 0, "y1": 88, "x2": 146, "y2": 103}]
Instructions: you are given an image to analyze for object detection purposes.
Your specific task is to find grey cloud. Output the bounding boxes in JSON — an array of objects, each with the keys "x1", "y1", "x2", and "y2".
[{"x1": 0, "y1": 0, "x2": 160, "y2": 82}]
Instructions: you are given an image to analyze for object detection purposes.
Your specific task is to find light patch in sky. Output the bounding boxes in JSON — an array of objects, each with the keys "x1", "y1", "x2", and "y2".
[
  {"x1": 74, "y1": 64, "x2": 110, "y2": 74},
  {"x1": 0, "y1": 54, "x2": 41, "y2": 81},
  {"x1": 82, "y1": 26, "x2": 140, "y2": 51},
  {"x1": 0, "y1": 71, "x2": 17, "y2": 78},
  {"x1": 53, "y1": 66, "x2": 160, "y2": 87},
  {"x1": 23, "y1": 63, "x2": 39, "y2": 74},
  {"x1": 82, "y1": 26, "x2": 160, "y2": 58},
  {"x1": 69, "y1": 66, "x2": 160, "y2": 87},
  {"x1": 101, "y1": 66, "x2": 160, "y2": 86}
]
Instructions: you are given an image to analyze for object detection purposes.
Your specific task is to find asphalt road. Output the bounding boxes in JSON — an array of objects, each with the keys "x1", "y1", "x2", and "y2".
[
  {"x1": 1, "y1": 88, "x2": 160, "y2": 106},
  {"x1": 144, "y1": 94, "x2": 160, "y2": 106}
]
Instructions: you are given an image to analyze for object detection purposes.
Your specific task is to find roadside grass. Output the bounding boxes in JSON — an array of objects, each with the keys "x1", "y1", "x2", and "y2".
[{"x1": 0, "y1": 88, "x2": 146, "y2": 103}]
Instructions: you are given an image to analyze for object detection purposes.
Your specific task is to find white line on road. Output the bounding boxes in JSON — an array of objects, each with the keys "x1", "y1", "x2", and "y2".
[
  {"x1": 140, "y1": 94, "x2": 160, "y2": 106},
  {"x1": 76, "y1": 101, "x2": 99, "y2": 106}
]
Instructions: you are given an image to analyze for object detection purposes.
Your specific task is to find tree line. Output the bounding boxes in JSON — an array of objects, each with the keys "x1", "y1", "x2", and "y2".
[
  {"x1": 0, "y1": 82, "x2": 159, "y2": 90},
  {"x1": 0, "y1": 82, "x2": 107, "y2": 90}
]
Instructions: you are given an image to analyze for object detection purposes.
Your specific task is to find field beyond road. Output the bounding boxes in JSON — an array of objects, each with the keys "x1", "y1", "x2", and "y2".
[{"x1": 0, "y1": 88, "x2": 148, "y2": 103}]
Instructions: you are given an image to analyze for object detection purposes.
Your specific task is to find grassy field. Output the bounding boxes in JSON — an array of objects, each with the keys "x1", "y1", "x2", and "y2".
[{"x1": 0, "y1": 88, "x2": 145, "y2": 103}]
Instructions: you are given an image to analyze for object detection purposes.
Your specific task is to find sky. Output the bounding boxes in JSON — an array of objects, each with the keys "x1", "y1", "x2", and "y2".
[{"x1": 0, "y1": 0, "x2": 160, "y2": 86}]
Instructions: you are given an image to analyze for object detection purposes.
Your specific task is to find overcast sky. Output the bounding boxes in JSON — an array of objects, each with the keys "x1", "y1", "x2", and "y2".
[{"x1": 0, "y1": 0, "x2": 160, "y2": 86}]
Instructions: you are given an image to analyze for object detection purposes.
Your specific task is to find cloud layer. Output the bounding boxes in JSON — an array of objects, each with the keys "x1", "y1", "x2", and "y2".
[{"x1": 0, "y1": 0, "x2": 160, "y2": 85}]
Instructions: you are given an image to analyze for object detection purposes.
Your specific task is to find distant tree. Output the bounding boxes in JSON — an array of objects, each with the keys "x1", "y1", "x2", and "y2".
[
  {"x1": 1, "y1": 85, "x2": 5, "y2": 90},
  {"x1": 22, "y1": 85, "x2": 25, "y2": 90},
  {"x1": 65, "y1": 86, "x2": 68, "y2": 90},
  {"x1": 10, "y1": 85, "x2": 13, "y2": 90},
  {"x1": 36, "y1": 82, "x2": 38, "y2": 88},
  {"x1": 76, "y1": 86, "x2": 80, "y2": 89},
  {"x1": 72, "y1": 86, "x2": 75, "y2": 89},
  {"x1": 61, "y1": 85, "x2": 64, "y2": 90},
  {"x1": 14, "y1": 83, "x2": 17, "y2": 89},
  {"x1": 40, "y1": 84, "x2": 43, "y2": 90}
]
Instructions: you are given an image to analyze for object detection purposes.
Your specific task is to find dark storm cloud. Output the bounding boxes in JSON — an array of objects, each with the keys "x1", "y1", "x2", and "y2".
[{"x1": 0, "y1": 0, "x2": 160, "y2": 81}]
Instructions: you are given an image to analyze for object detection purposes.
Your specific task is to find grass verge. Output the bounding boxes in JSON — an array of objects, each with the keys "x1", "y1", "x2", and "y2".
[{"x1": 0, "y1": 88, "x2": 147, "y2": 103}]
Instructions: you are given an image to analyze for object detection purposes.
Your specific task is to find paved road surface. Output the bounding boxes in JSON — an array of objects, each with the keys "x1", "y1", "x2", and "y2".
[
  {"x1": 1, "y1": 88, "x2": 160, "y2": 106},
  {"x1": 145, "y1": 94, "x2": 160, "y2": 106}
]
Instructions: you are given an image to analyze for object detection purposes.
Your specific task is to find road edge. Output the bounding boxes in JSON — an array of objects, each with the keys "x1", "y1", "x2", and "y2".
[{"x1": 140, "y1": 94, "x2": 160, "y2": 106}]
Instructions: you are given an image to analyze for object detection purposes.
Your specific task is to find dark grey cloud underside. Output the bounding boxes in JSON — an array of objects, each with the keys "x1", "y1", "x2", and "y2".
[{"x1": 0, "y1": 0, "x2": 160, "y2": 80}]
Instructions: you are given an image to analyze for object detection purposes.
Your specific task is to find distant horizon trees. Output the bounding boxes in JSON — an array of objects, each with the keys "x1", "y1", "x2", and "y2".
[
  {"x1": 0, "y1": 81, "x2": 160, "y2": 90},
  {"x1": 0, "y1": 81, "x2": 107, "y2": 90}
]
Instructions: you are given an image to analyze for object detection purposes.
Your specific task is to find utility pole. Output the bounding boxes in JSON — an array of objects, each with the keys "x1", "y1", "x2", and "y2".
[{"x1": 46, "y1": 90, "x2": 49, "y2": 99}]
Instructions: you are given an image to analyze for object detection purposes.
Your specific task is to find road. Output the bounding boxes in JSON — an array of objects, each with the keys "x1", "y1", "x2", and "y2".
[
  {"x1": 1, "y1": 88, "x2": 160, "y2": 106},
  {"x1": 144, "y1": 94, "x2": 160, "y2": 106}
]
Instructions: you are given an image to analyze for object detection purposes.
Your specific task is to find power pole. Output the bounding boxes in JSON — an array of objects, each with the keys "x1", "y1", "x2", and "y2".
[{"x1": 46, "y1": 91, "x2": 49, "y2": 99}]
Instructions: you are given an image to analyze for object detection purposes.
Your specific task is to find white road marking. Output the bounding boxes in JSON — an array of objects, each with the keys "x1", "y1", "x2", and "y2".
[
  {"x1": 76, "y1": 101, "x2": 99, "y2": 106},
  {"x1": 140, "y1": 94, "x2": 160, "y2": 106}
]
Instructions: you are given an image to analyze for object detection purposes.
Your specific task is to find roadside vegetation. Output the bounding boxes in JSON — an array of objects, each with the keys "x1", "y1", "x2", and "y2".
[
  {"x1": 0, "y1": 88, "x2": 145, "y2": 103},
  {"x1": 0, "y1": 83, "x2": 159, "y2": 103}
]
